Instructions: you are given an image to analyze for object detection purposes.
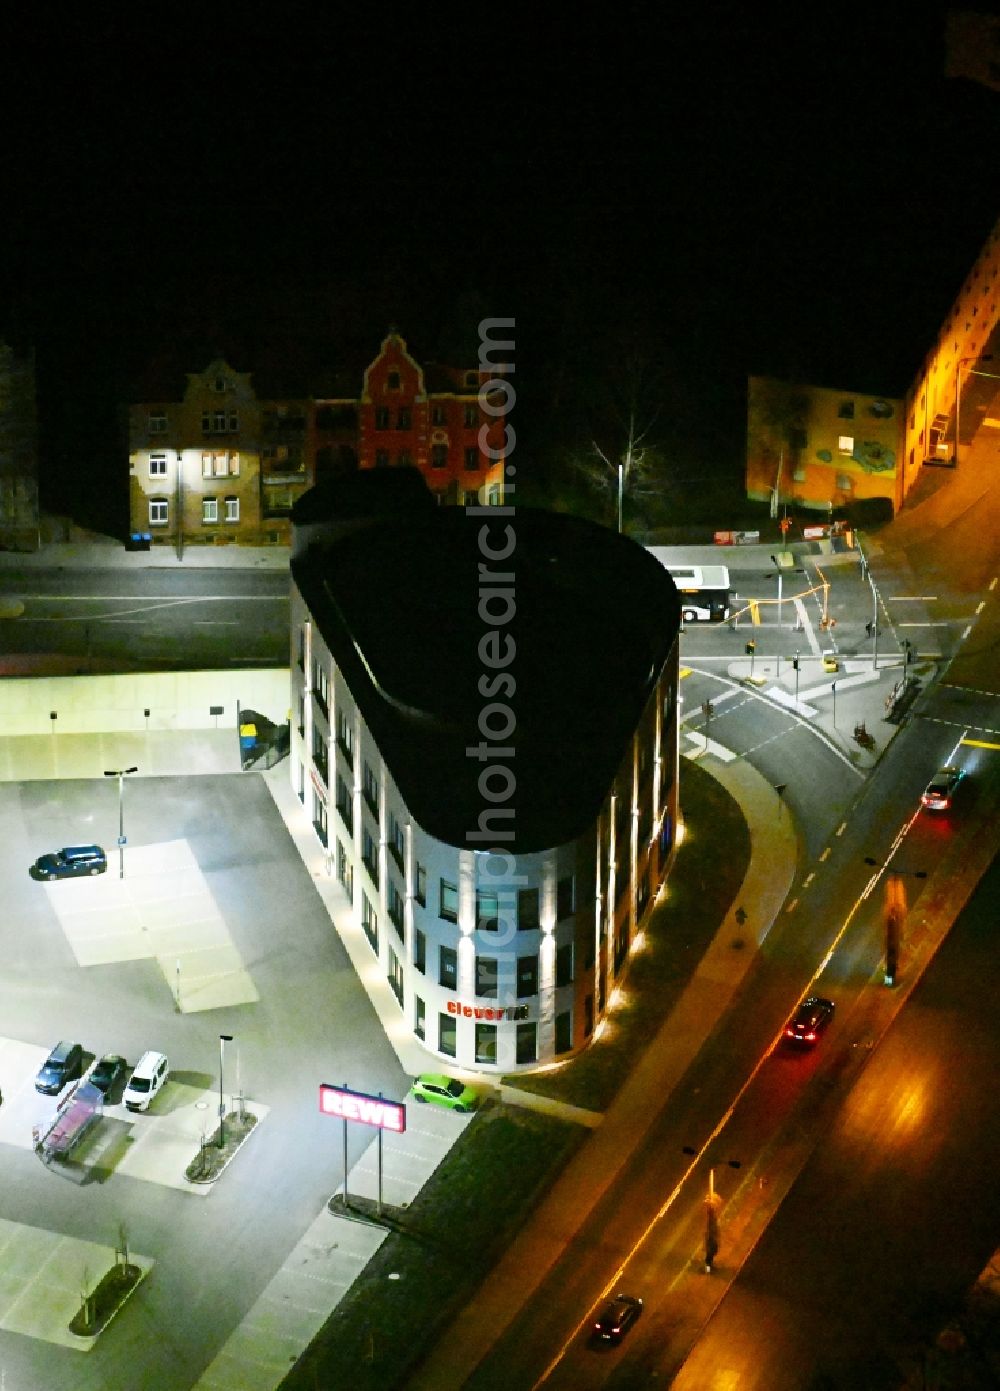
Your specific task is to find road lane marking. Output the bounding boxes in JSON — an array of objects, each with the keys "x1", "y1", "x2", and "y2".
[
  {"x1": 819, "y1": 847, "x2": 831, "y2": 862},
  {"x1": 962, "y1": 624, "x2": 973, "y2": 639},
  {"x1": 962, "y1": 737, "x2": 1000, "y2": 749},
  {"x1": 802, "y1": 872, "x2": 815, "y2": 888},
  {"x1": 835, "y1": 822, "x2": 847, "y2": 836},
  {"x1": 887, "y1": 595, "x2": 937, "y2": 601},
  {"x1": 976, "y1": 601, "x2": 986, "y2": 614}
]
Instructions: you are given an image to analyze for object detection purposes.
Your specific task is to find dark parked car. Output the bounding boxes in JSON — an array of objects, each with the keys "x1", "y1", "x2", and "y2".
[
  {"x1": 591, "y1": 1294, "x2": 643, "y2": 1345},
  {"x1": 30, "y1": 845, "x2": 107, "y2": 880},
  {"x1": 35, "y1": 1040, "x2": 84, "y2": 1095},
  {"x1": 784, "y1": 996, "x2": 835, "y2": 1046},
  {"x1": 89, "y1": 1054, "x2": 128, "y2": 1100},
  {"x1": 921, "y1": 766, "x2": 965, "y2": 811}
]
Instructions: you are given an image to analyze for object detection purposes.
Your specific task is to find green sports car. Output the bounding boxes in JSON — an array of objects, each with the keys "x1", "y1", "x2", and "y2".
[{"x1": 411, "y1": 1073, "x2": 478, "y2": 1112}]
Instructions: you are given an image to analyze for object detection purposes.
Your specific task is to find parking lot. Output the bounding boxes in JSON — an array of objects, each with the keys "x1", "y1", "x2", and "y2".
[{"x1": 0, "y1": 770, "x2": 414, "y2": 1390}]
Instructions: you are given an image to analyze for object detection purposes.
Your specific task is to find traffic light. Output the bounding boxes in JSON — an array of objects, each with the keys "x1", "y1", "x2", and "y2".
[
  {"x1": 745, "y1": 640, "x2": 756, "y2": 656},
  {"x1": 792, "y1": 658, "x2": 799, "y2": 670}
]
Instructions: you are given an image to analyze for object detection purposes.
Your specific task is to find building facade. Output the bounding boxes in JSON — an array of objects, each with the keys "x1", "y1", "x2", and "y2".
[
  {"x1": 289, "y1": 478, "x2": 680, "y2": 1073},
  {"x1": 746, "y1": 376, "x2": 903, "y2": 513},
  {"x1": 352, "y1": 331, "x2": 506, "y2": 506},
  {"x1": 128, "y1": 358, "x2": 309, "y2": 550},
  {"x1": 0, "y1": 342, "x2": 39, "y2": 552},
  {"x1": 900, "y1": 216, "x2": 1000, "y2": 509},
  {"x1": 129, "y1": 334, "x2": 505, "y2": 548}
]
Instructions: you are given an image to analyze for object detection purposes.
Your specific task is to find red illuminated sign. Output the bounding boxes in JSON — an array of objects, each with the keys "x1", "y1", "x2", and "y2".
[{"x1": 319, "y1": 1083, "x2": 406, "y2": 1133}]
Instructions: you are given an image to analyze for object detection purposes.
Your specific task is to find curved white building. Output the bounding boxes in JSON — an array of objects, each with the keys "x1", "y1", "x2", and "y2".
[{"x1": 289, "y1": 473, "x2": 682, "y2": 1072}]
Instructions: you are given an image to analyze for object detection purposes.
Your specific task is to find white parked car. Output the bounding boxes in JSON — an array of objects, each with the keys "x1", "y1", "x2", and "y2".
[{"x1": 123, "y1": 1051, "x2": 169, "y2": 1112}]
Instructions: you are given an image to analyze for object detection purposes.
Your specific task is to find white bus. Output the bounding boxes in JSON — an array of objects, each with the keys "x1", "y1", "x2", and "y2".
[{"x1": 648, "y1": 553, "x2": 732, "y2": 622}]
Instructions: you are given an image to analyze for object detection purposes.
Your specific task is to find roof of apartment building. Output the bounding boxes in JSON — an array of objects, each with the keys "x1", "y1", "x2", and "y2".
[{"x1": 291, "y1": 478, "x2": 680, "y2": 854}]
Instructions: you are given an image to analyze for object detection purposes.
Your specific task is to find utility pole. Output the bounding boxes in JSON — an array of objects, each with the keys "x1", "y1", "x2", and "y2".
[{"x1": 218, "y1": 1034, "x2": 233, "y2": 1149}]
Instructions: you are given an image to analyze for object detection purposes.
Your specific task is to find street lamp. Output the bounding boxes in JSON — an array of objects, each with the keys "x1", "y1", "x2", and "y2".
[
  {"x1": 218, "y1": 1034, "x2": 234, "y2": 1149},
  {"x1": 103, "y1": 766, "x2": 138, "y2": 879},
  {"x1": 864, "y1": 858, "x2": 927, "y2": 985}
]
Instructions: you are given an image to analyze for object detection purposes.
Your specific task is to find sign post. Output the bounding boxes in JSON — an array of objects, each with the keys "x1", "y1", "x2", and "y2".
[{"x1": 320, "y1": 1083, "x2": 407, "y2": 1217}]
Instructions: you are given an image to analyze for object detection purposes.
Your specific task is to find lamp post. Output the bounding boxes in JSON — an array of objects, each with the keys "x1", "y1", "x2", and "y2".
[
  {"x1": 218, "y1": 1033, "x2": 233, "y2": 1148},
  {"x1": 103, "y1": 766, "x2": 138, "y2": 879},
  {"x1": 864, "y1": 858, "x2": 927, "y2": 985},
  {"x1": 617, "y1": 461, "x2": 623, "y2": 534}
]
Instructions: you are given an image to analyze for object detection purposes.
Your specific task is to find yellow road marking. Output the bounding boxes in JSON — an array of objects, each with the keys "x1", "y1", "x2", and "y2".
[{"x1": 962, "y1": 738, "x2": 1000, "y2": 750}]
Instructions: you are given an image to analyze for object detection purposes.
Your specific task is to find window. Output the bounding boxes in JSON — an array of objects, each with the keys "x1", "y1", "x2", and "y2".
[
  {"x1": 362, "y1": 827, "x2": 379, "y2": 887},
  {"x1": 516, "y1": 1022, "x2": 536, "y2": 1064},
  {"x1": 465, "y1": 372, "x2": 479, "y2": 388},
  {"x1": 464, "y1": 490, "x2": 479, "y2": 507},
  {"x1": 396, "y1": 407, "x2": 411, "y2": 429},
  {"x1": 362, "y1": 761, "x2": 379, "y2": 816},
  {"x1": 413, "y1": 927, "x2": 426, "y2": 974},
  {"x1": 228, "y1": 412, "x2": 238, "y2": 432},
  {"x1": 488, "y1": 486, "x2": 500, "y2": 506},
  {"x1": 836, "y1": 473, "x2": 854, "y2": 492},
  {"x1": 414, "y1": 995, "x2": 426, "y2": 1040},
  {"x1": 297, "y1": 627, "x2": 306, "y2": 672},
  {"x1": 375, "y1": 406, "x2": 390, "y2": 429},
  {"x1": 375, "y1": 449, "x2": 390, "y2": 469},
  {"x1": 296, "y1": 694, "x2": 304, "y2": 738},
  {"x1": 311, "y1": 726, "x2": 328, "y2": 784},
  {"x1": 439, "y1": 1012, "x2": 456, "y2": 1058},
  {"x1": 313, "y1": 663, "x2": 329, "y2": 718},
  {"x1": 415, "y1": 864, "x2": 427, "y2": 906},
  {"x1": 149, "y1": 498, "x2": 168, "y2": 526},
  {"x1": 149, "y1": 453, "x2": 168, "y2": 477},
  {"x1": 837, "y1": 400, "x2": 855, "y2": 419},
  {"x1": 837, "y1": 435, "x2": 854, "y2": 455},
  {"x1": 475, "y1": 955, "x2": 498, "y2": 998},
  {"x1": 518, "y1": 888, "x2": 539, "y2": 930},
  {"x1": 431, "y1": 444, "x2": 448, "y2": 470},
  {"x1": 431, "y1": 404, "x2": 446, "y2": 426},
  {"x1": 464, "y1": 446, "x2": 479, "y2": 471},
  {"x1": 476, "y1": 889, "x2": 499, "y2": 932},
  {"x1": 556, "y1": 942, "x2": 574, "y2": 988},
  {"x1": 362, "y1": 892, "x2": 378, "y2": 953},
  {"x1": 464, "y1": 404, "x2": 477, "y2": 428},
  {"x1": 440, "y1": 880, "x2": 459, "y2": 922},
  {"x1": 387, "y1": 371, "x2": 401, "y2": 390},
  {"x1": 202, "y1": 498, "x2": 218, "y2": 524},
  {"x1": 439, "y1": 944, "x2": 457, "y2": 989},
  {"x1": 336, "y1": 707, "x2": 353, "y2": 766},
  {"x1": 387, "y1": 879, "x2": 404, "y2": 938},
  {"x1": 398, "y1": 450, "x2": 412, "y2": 469},
  {"x1": 557, "y1": 876, "x2": 575, "y2": 920},
  {"x1": 388, "y1": 812, "x2": 404, "y2": 870},
  {"x1": 224, "y1": 496, "x2": 239, "y2": 522},
  {"x1": 793, "y1": 465, "x2": 807, "y2": 482},
  {"x1": 517, "y1": 953, "x2": 538, "y2": 997},
  {"x1": 475, "y1": 1023, "x2": 497, "y2": 1065},
  {"x1": 387, "y1": 948, "x2": 404, "y2": 1005},
  {"x1": 555, "y1": 1010, "x2": 572, "y2": 1054},
  {"x1": 336, "y1": 839, "x2": 353, "y2": 901},
  {"x1": 312, "y1": 791, "x2": 328, "y2": 847},
  {"x1": 148, "y1": 413, "x2": 167, "y2": 433},
  {"x1": 335, "y1": 774, "x2": 353, "y2": 834},
  {"x1": 584, "y1": 993, "x2": 594, "y2": 1037}
]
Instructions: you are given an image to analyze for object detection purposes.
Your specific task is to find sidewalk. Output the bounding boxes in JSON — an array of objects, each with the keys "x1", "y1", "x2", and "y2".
[{"x1": 0, "y1": 539, "x2": 289, "y2": 570}]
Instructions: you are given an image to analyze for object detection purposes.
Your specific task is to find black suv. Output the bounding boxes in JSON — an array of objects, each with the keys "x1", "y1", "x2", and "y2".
[
  {"x1": 35, "y1": 1040, "x2": 84, "y2": 1094},
  {"x1": 30, "y1": 845, "x2": 107, "y2": 880}
]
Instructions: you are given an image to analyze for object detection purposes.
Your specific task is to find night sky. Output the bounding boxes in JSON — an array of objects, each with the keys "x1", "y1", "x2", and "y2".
[{"x1": 3, "y1": 6, "x2": 1000, "y2": 530}]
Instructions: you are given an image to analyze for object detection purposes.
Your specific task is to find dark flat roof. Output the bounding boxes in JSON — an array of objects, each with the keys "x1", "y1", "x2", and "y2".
[{"x1": 293, "y1": 507, "x2": 680, "y2": 854}]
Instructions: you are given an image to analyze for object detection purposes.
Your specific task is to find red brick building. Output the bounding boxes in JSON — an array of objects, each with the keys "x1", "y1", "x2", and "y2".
[{"x1": 321, "y1": 331, "x2": 506, "y2": 506}]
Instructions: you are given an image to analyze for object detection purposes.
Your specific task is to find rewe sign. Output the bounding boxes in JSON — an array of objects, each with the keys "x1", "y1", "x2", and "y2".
[{"x1": 319, "y1": 1083, "x2": 406, "y2": 1133}]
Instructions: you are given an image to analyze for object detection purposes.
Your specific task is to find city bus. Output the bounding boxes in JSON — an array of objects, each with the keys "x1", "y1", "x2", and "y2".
[{"x1": 647, "y1": 552, "x2": 732, "y2": 622}]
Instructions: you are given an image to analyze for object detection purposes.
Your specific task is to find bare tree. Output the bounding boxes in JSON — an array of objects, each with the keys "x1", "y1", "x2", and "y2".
[{"x1": 574, "y1": 354, "x2": 666, "y2": 532}]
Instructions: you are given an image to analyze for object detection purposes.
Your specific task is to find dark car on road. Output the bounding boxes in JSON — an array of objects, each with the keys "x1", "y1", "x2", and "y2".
[
  {"x1": 921, "y1": 766, "x2": 965, "y2": 811},
  {"x1": 89, "y1": 1054, "x2": 128, "y2": 1101},
  {"x1": 35, "y1": 1040, "x2": 84, "y2": 1094},
  {"x1": 30, "y1": 845, "x2": 107, "y2": 880},
  {"x1": 784, "y1": 996, "x2": 835, "y2": 1046},
  {"x1": 591, "y1": 1294, "x2": 643, "y2": 1345}
]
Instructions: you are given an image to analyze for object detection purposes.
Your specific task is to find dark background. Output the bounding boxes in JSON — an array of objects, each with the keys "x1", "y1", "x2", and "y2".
[{"x1": 3, "y1": 5, "x2": 1000, "y2": 534}]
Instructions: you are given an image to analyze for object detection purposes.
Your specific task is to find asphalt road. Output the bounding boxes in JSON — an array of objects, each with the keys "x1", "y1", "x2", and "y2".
[
  {"x1": 0, "y1": 569, "x2": 290, "y2": 670},
  {"x1": 672, "y1": 845, "x2": 1000, "y2": 1391},
  {"x1": 0, "y1": 774, "x2": 409, "y2": 1391}
]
